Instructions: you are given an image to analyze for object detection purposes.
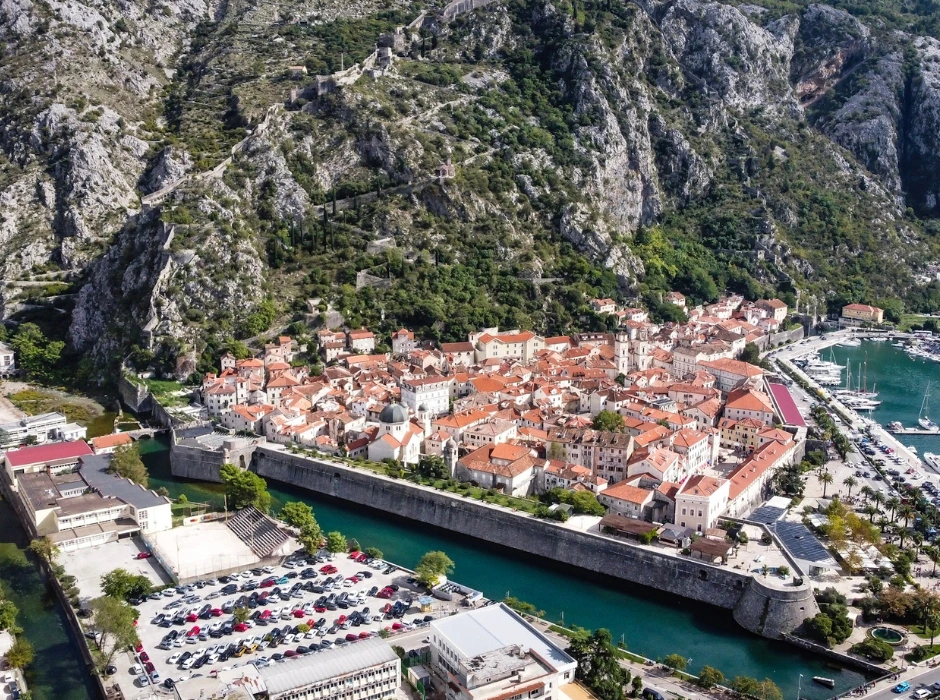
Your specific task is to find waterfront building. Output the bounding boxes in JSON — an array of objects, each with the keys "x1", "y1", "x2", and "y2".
[
  {"x1": 456, "y1": 443, "x2": 538, "y2": 496},
  {"x1": 674, "y1": 475, "x2": 730, "y2": 533},
  {"x1": 16, "y1": 454, "x2": 171, "y2": 549},
  {"x1": 366, "y1": 403, "x2": 422, "y2": 465},
  {"x1": 840, "y1": 303, "x2": 884, "y2": 325},
  {"x1": 0, "y1": 412, "x2": 85, "y2": 450},
  {"x1": 90, "y1": 432, "x2": 133, "y2": 454},
  {"x1": 428, "y1": 603, "x2": 577, "y2": 700},
  {"x1": 726, "y1": 437, "x2": 797, "y2": 517},
  {"x1": 597, "y1": 481, "x2": 655, "y2": 519},
  {"x1": 4, "y1": 440, "x2": 93, "y2": 489},
  {"x1": 257, "y1": 637, "x2": 400, "y2": 700}
]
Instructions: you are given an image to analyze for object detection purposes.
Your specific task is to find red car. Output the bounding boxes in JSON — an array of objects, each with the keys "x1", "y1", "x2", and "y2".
[
  {"x1": 345, "y1": 633, "x2": 358, "y2": 642},
  {"x1": 139, "y1": 652, "x2": 150, "y2": 662},
  {"x1": 347, "y1": 576, "x2": 360, "y2": 583},
  {"x1": 314, "y1": 605, "x2": 326, "y2": 613},
  {"x1": 210, "y1": 608, "x2": 223, "y2": 617},
  {"x1": 358, "y1": 631, "x2": 369, "y2": 639},
  {"x1": 292, "y1": 609, "x2": 305, "y2": 618},
  {"x1": 233, "y1": 623, "x2": 249, "y2": 632},
  {"x1": 348, "y1": 552, "x2": 360, "y2": 559},
  {"x1": 337, "y1": 615, "x2": 346, "y2": 624},
  {"x1": 186, "y1": 613, "x2": 198, "y2": 622},
  {"x1": 134, "y1": 643, "x2": 143, "y2": 652},
  {"x1": 377, "y1": 588, "x2": 392, "y2": 599},
  {"x1": 356, "y1": 553, "x2": 368, "y2": 562},
  {"x1": 186, "y1": 626, "x2": 200, "y2": 637},
  {"x1": 135, "y1": 552, "x2": 152, "y2": 560},
  {"x1": 391, "y1": 622, "x2": 402, "y2": 630},
  {"x1": 284, "y1": 650, "x2": 297, "y2": 658},
  {"x1": 260, "y1": 578, "x2": 276, "y2": 588},
  {"x1": 260, "y1": 610, "x2": 272, "y2": 620},
  {"x1": 145, "y1": 661, "x2": 155, "y2": 673}
]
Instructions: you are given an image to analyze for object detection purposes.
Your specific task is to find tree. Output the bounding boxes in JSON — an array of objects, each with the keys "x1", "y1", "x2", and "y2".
[
  {"x1": 566, "y1": 628, "x2": 629, "y2": 700},
  {"x1": 415, "y1": 550, "x2": 455, "y2": 587},
  {"x1": 663, "y1": 654, "x2": 687, "y2": 672},
  {"x1": 10, "y1": 323, "x2": 63, "y2": 382},
  {"x1": 280, "y1": 501, "x2": 316, "y2": 529},
  {"x1": 233, "y1": 607, "x2": 250, "y2": 623},
  {"x1": 91, "y1": 596, "x2": 139, "y2": 665},
  {"x1": 849, "y1": 638, "x2": 894, "y2": 662},
  {"x1": 6, "y1": 639, "x2": 33, "y2": 669},
  {"x1": 219, "y1": 463, "x2": 272, "y2": 512},
  {"x1": 843, "y1": 476, "x2": 858, "y2": 499},
  {"x1": 296, "y1": 623, "x2": 311, "y2": 634},
  {"x1": 365, "y1": 547, "x2": 383, "y2": 559},
  {"x1": 631, "y1": 675, "x2": 643, "y2": 697},
  {"x1": 0, "y1": 600, "x2": 20, "y2": 634},
  {"x1": 298, "y1": 521, "x2": 324, "y2": 555},
  {"x1": 28, "y1": 537, "x2": 59, "y2": 563},
  {"x1": 101, "y1": 569, "x2": 152, "y2": 601},
  {"x1": 325, "y1": 531, "x2": 347, "y2": 554},
  {"x1": 741, "y1": 342, "x2": 761, "y2": 366},
  {"x1": 108, "y1": 443, "x2": 148, "y2": 487},
  {"x1": 417, "y1": 455, "x2": 448, "y2": 480},
  {"x1": 569, "y1": 491, "x2": 607, "y2": 516},
  {"x1": 730, "y1": 677, "x2": 782, "y2": 700},
  {"x1": 926, "y1": 608, "x2": 940, "y2": 646},
  {"x1": 592, "y1": 410, "x2": 624, "y2": 432},
  {"x1": 697, "y1": 666, "x2": 724, "y2": 689},
  {"x1": 819, "y1": 470, "x2": 834, "y2": 498}
]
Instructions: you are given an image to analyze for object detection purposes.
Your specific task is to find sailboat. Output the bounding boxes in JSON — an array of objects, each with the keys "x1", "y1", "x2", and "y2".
[{"x1": 919, "y1": 383, "x2": 938, "y2": 431}]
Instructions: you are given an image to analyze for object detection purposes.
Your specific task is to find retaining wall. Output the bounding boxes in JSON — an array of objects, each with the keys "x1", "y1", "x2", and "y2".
[
  {"x1": 247, "y1": 448, "x2": 818, "y2": 639},
  {"x1": 118, "y1": 374, "x2": 152, "y2": 414}
]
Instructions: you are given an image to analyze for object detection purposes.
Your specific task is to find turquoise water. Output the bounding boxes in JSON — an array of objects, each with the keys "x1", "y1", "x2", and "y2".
[
  {"x1": 830, "y1": 340, "x2": 940, "y2": 454},
  {"x1": 0, "y1": 501, "x2": 97, "y2": 700},
  {"x1": 140, "y1": 436, "x2": 869, "y2": 697}
]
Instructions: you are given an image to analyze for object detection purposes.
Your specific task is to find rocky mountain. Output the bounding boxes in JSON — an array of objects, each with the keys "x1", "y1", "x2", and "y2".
[{"x1": 2, "y1": 0, "x2": 940, "y2": 378}]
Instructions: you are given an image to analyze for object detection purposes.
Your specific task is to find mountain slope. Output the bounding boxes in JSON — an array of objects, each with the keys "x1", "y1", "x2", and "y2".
[{"x1": 2, "y1": 0, "x2": 940, "y2": 377}]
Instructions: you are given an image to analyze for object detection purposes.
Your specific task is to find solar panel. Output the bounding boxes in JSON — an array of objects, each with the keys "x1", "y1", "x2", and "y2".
[
  {"x1": 771, "y1": 521, "x2": 833, "y2": 563},
  {"x1": 748, "y1": 505, "x2": 786, "y2": 524}
]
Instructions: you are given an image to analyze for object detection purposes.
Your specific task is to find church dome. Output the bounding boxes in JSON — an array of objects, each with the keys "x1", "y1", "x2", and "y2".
[{"x1": 379, "y1": 403, "x2": 408, "y2": 424}]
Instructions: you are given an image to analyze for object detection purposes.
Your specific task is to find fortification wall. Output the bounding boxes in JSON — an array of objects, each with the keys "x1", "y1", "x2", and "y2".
[
  {"x1": 118, "y1": 374, "x2": 152, "y2": 414},
  {"x1": 251, "y1": 448, "x2": 818, "y2": 638}
]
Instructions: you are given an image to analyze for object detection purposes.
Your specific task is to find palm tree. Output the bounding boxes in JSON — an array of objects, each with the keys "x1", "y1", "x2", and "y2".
[
  {"x1": 927, "y1": 608, "x2": 940, "y2": 646},
  {"x1": 820, "y1": 470, "x2": 834, "y2": 498},
  {"x1": 928, "y1": 546, "x2": 940, "y2": 577},
  {"x1": 887, "y1": 496, "x2": 901, "y2": 521},
  {"x1": 843, "y1": 476, "x2": 858, "y2": 499},
  {"x1": 860, "y1": 484, "x2": 874, "y2": 503},
  {"x1": 864, "y1": 503, "x2": 879, "y2": 523},
  {"x1": 900, "y1": 504, "x2": 916, "y2": 529},
  {"x1": 872, "y1": 491, "x2": 886, "y2": 511}
]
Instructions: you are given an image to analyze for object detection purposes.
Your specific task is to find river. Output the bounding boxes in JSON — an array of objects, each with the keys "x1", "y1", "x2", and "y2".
[
  {"x1": 137, "y1": 435, "x2": 869, "y2": 698},
  {"x1": 0, "y1": 500, "x2": 98, "y2": 700}
]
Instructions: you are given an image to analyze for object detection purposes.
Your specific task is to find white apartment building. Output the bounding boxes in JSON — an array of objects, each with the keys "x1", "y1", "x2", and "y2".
[
  {"x1": 401, "y1": 376, "x2": 453, "y2": 417},
  {"x1": 674, "y1": 475, "x2": 730, "y2": 533},
  {"x1": 429, "y1": 604, "x2": 577, "y2": 700},
  {"x1": 0, "y1": 342, "x2": 15, "y2": 377},
  {"x1": 472, "y1": 330, "x2": 545, "y2": 364},
  {"x1": 258, "y1": 637, "x2": 400, "y2": 700},
  {"x1": 0, "y1": 412, "x2": 84, "y2": 449}
]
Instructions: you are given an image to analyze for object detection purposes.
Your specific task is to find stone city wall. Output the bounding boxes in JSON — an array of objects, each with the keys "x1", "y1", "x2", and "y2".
[{"x1": 250, "y1": 448, "x2": 818, "y2": 639}]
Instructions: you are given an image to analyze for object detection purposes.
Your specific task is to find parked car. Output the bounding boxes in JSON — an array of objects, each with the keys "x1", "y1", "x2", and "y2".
[{"x1": 135, "y1": 552, "x2": 152, "y2": 560}]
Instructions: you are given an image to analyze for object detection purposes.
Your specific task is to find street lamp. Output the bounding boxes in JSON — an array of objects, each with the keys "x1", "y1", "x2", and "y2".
[{"x1": 797, "y1": 674, "x2": 803, "y2": 700}]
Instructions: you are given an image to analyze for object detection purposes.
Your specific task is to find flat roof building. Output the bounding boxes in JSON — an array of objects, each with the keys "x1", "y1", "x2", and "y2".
[
  {"x1": 257, "y1": 637, "x2": 400, "y2": 700},
  {"x1": 429, "y1": 603, "x2": 577, "y2": 700}
]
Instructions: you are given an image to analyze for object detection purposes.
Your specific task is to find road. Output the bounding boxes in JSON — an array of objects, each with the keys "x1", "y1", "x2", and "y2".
[{"x1": 865, "y1": 668, "x2": 940, "y2": 700}]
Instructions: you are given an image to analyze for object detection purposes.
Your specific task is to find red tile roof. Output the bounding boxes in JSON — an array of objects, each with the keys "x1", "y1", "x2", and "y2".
[{"x1": 7, "y1": 441, "x2": 92, "y2": 467}]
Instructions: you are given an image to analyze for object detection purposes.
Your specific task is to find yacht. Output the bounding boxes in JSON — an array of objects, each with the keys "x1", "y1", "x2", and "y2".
[
  {"x1": 837, "y1": 338, "x2": 861, "y2": 347},
  {"x1": 887, "y1": 421, "x2": 904, "y2": 432},
  {"x1": 920, "y1": 383, "x2": 938, "y2": 430},
  {"x1": 925, "y1": 452, "x2": 940, "y2": 472}
]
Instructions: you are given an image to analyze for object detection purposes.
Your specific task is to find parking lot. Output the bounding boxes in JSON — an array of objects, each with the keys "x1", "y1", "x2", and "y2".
[{"x1": 121, "y1": 550, "x2": 459, "y2": 693}]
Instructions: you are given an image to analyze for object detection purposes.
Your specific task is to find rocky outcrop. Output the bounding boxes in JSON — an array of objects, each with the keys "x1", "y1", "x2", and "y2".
[
  {"x1": 791, "y1": 4, "x2": 871, "y2": 103},
  {"x1": 904, "y1": 37, "x2": 940, "y2": 215}
]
